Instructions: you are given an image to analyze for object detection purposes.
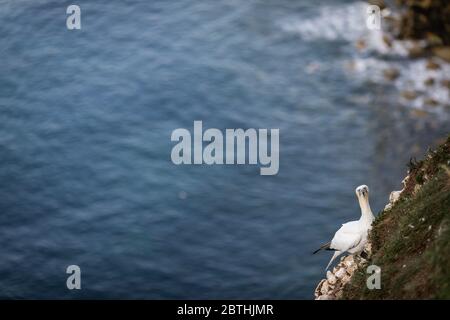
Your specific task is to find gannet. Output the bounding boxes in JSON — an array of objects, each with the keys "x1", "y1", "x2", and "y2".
[{"x1": 313, "y1": 185, "x2": 375, "y2": 270}]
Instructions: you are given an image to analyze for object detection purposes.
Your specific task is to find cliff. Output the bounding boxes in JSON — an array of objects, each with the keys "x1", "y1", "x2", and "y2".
[
  {"x1": 314, "y1": 0, "x2": 450, "y2": 300},
  {"x1": 315, "y1": 136, "x2": 450, "y2": 299}
]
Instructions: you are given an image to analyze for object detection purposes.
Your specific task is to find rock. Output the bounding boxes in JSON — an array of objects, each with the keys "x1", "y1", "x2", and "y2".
[
  {"x1": 368, "y1": 0, "x2": 386, "y2": 10},
  {"x1": 383, "y1": 68, "x2": 400, "y2": 81},
  {"x1": 320, "y1": 281, "x2": 330, "y2": 295},
  {"x1": 335, "y1": 267, "x2": 347, "y2": 279},
  {"x1": 343, "y1": 255, "x2": 355, "y2": 268},
  {"x1": 383, "y1": 35, "x2": 393, "y2": 48},
  {"x1": 385, "y1": 190, "x2": 402, "y2": 210},
  {"x1": 317, "y1": 294, "x2": 333, "y2": 300},
  {"x1": 426, "y1": 32, "x2": 443, "y2": 47},
  {"x1": 426, "y1": 59, "x2": 440, "y2": 70},
  {"x1": 341, "y1": 274, "x2": 352, "y2": 284},
  {"x1": 414, "y1": 0, "x2": 432, "y2": 9},
  {"x1": 356, "y1": 39, "x2": 366, "y2": 51},
  {"x1": 365, "y1": 242, "x2": 372, "y2": 257},
  {"x1": 424, "y1": 78, "x2": 435, "y2": 86},
  {"x1": 424, "y1": 98, "x2": 439, "y2": 107},
  {"x1": 402, "y1": 175, "x2": 410, "y2": 188},
  {"x1": 389, "y1": 190, "x2": 402, "y2": 203},
  {"x1": 432, "y1": 47, "x2": 450, "y2": 62},
  {"x1": 358, "y1": 256, "x2": 368, "y2": 266},
  {"x1": 386, "y1": 187, "x2": 406, "y2": 210},
  {"x1": 384, "y1": 15, "x2": 399, "y2": 34},
  {"x1": 408, "y1": 43, "x2": 426, "y2": 58},
  {"x1": 327, "y1": 271, "x2": 337, "y2": 285},
  {"x1": 314, "y1": 249, "x2": 374, "y2": 299},
  {"x1": 315, "y1": 279, "x2": 326, "y2": 298},
  {"x1": 441, "y1": 79, "x2": 450, "y2": 89},
  {"x1": 401, "y1": 90, "x2": 419, "y2": 100},
  {"x1": 347, "y1": 264, "x2": 358, "y2": 274}
]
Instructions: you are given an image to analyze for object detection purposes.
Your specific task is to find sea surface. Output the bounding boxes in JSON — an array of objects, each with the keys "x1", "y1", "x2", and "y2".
[{"x1": 0, "y1": 0, "x2": 448, "y2": 298}]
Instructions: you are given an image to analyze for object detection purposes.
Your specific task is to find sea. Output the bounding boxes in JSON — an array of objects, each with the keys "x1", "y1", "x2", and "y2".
[{"x1": 0, "y1": 0, "x2": 448, "y2": 298}]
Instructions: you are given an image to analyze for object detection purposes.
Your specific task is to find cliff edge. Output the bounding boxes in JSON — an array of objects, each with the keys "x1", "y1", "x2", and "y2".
[{"x1": 315, "y1": 135, "x2": 450, "y2": 299}]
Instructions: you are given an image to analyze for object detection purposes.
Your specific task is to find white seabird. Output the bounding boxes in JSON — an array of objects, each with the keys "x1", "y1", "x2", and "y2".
[{"x1": 313, "y1": 185, "x2": 375, "y2": 270}]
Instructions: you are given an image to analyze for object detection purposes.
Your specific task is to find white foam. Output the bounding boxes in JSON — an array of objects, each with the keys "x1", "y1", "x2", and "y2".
[
  {"x1": 280, "y1": 1, "x2": 450, "y2": 117},
  {"x1": 280, "y1": 2, "x2": 368, "y2": 42}
]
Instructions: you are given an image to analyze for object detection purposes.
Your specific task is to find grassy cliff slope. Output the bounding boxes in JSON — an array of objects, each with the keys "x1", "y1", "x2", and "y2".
[{"x1": 342, "y1": 136, "x2": 450, "y2": 299}]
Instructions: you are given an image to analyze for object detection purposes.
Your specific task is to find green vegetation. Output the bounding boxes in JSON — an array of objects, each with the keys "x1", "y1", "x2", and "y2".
[{"x1": 342, "y1": 136, "x2": 450, "y2": 299}]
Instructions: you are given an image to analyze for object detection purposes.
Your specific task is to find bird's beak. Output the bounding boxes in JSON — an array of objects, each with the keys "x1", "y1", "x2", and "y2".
[{"x1": 357, "y1": 189, "x2": 367, "y2": 197}]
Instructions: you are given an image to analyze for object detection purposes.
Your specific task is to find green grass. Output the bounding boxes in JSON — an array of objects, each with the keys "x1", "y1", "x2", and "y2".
[{"x1": 342, "y1": 136, "x2": 450, "y2": 299}]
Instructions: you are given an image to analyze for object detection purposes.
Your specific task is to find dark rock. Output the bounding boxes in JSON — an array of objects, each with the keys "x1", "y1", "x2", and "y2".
[
  {"x1": 369, "y1": 0, "x2": 386, "y2": 10},
  {"x1": 432, "y1": 46, "x2": 450, "y2": 62},
  {"x1": 424, "y1": 98, "x2": 439, "y2": 107},
  {"x1": 424, "y1": 78, "x2": 435, "y2": 86},
  {"x1": 408, "y1": 42, "x2": 426, "y2": 58},
  {"x1": 426, "y1": 59, "x2": 440, "y2": 70},
  {"x1": 441, "y1": 79, "x2": 450, "y2": 89},
  {"x1": 426, "y1": 32, "x2": 443, "y2": 47},
  {"x1": 383, "y1": 68, "x2": 400, "y2": 80},
  {"x1": 401, "y1": 90, "x2": 419, "y2": 100},
  {"x1": 395, "y1": 0, "x2": 450, "y2": 46},
  {"x1": 383, "y1": 35, "x2": 393, "y2": 48}
]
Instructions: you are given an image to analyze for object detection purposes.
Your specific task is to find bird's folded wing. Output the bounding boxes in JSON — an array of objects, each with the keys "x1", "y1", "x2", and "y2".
[{"x1": 330, "y1": 228, "x2": 362, "y2": 252}]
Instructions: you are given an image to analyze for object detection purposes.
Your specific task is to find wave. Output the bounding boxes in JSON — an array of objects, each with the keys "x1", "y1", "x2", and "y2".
[
  {"x1": 279, "y1": 1, "x2": 450, "y2": 117},
  {"x1": 279, "y1": 2, "x2": 368, "y2": 42}
]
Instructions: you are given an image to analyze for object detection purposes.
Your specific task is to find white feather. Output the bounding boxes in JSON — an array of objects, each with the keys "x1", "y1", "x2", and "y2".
[{"x1": 324, "y1": 185, "x2": 375, "y2": 270}]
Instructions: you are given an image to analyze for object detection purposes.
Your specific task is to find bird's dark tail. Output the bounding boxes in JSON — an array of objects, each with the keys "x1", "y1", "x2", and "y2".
[{"x1": 312, "y1": 241, "x2": 332, "y2": 254}]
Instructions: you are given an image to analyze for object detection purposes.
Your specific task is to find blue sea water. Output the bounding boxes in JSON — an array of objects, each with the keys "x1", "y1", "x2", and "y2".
[{"x1": 0, "y1": 0, "x2": 448, "y2": 299}]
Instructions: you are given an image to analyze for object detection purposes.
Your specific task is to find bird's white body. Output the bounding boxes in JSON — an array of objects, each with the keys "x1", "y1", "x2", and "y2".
[{"x1": 326, "y1": 185, "x2": 375, "y2": 270}]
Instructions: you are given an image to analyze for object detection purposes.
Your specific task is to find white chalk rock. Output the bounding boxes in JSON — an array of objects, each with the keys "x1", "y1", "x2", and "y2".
[
  {"x1": 341, "y1": 274, "x2": 351, "y2": 284},
  {"x1": 343, "y1": 255, "x2": 354, "y2": 267},
  {"x1": 317, "y1": 294, "x2": 333, "y2": 300},
  {"x1": 315, "y1": 279, "x2": 326, "y2": 298},
  {"x1": 389, "y1": 190, "x2": 402, "y2": 203},
  {"x1": 364, "y1": 242, "x2": 372, "y2": 255},
  {"x1": 327, "y1": 271, "x2": 337, "y2": 285},
  {"x1": 346, "y1": 263, "x2": 358, "y2": 275},
  {"x1": 335, "y1": 267, "x2": 347, "y2": 279},
  {"x1": 320, "y1": 280, "x2": 330, "y2": 295},
  {"x1": 385, "y1": 190, "x2": 402, "y2": 210},
  {"x1": 402, "y1": 175, "x2": 410, "y2": 188}
]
